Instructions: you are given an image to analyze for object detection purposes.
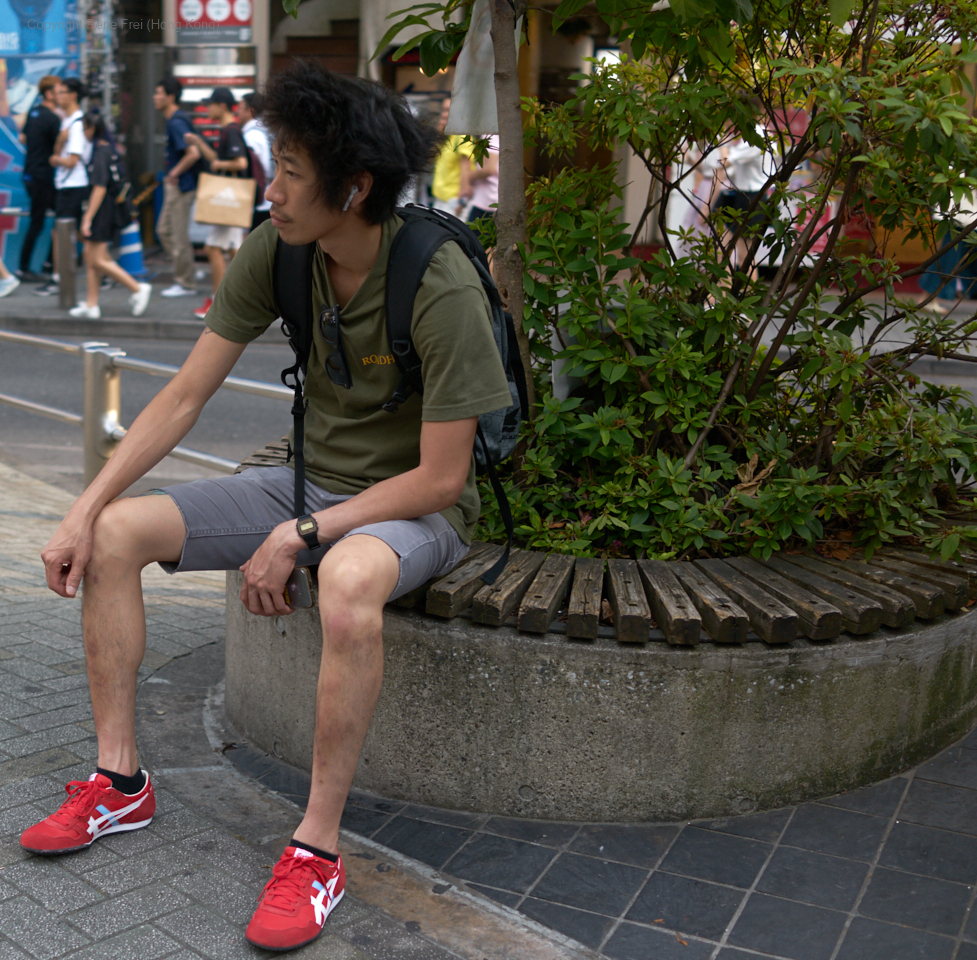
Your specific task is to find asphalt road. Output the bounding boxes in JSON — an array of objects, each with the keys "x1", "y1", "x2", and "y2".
[{"x1": 0, "y1": 333, "x2": 296, "y2": 498}]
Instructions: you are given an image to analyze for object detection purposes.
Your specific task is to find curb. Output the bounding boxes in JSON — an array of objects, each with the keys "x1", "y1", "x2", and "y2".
[
  {"x1": 135, "y1": 639, "x2": 596, "y2": 960},
  {"x1": 0, "y1": 314, "x2": 208, "y2": 341}
]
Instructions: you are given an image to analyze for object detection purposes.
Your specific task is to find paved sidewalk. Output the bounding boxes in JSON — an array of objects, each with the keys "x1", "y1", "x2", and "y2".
[
  {"x1": 6, "y1": 453, "x2": 977, "y2": 959},
  {"x1": 0, "y1": 460, "x2": 589, "y2": 960},
  {"x1": 0, "y1": 251, "x2": 216, "y2": 340}
]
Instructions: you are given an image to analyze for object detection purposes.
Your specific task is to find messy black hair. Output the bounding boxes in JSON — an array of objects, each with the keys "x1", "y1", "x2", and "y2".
[
  {"x1": 158, "y1": 76, "x2": 182, "y2": 102},
  {"x1": 60, "y1": 76, "x2": 84, "y2": 100},
  {"x1": 82, "y1": 110, "x2": 107, "y2": 141},
  {"x1": 262, "y1": 61, "x2": 444, "y2": 224}
]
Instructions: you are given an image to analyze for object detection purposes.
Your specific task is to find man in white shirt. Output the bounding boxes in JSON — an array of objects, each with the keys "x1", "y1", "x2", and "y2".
[
  {"x1": 237, "y1": 92, "x2": 273, "y2": 229},
  {"x1": 36, "y1": 77, "x2": 90, "y2": 297}
]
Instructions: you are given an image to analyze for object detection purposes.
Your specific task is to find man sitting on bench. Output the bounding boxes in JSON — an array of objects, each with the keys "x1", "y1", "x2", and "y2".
[{"x1": 24, "y1": 61, "x2": 511, "y2": 953}]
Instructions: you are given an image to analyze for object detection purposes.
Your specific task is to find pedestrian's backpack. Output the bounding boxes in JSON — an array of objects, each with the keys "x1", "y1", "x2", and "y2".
[
  {"x1": 105, "y1": 148, "x2": 135, "y2": 230},
  {"x1": 243, "y1": 142, "x2": 268, "y2": 198},
  {"x1": 273, "y1": 203, "x2": 529, "y2": 584}
]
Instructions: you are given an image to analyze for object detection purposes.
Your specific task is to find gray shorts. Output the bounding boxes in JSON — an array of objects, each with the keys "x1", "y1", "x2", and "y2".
[{"x1": 156, "y1": 466, "x2": 469, "y2": 601}]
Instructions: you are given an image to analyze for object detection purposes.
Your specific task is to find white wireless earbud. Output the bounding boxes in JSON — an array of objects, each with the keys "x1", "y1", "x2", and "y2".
[{"x1": 342, "y1": 185, "x2": 359, "y2": 212}]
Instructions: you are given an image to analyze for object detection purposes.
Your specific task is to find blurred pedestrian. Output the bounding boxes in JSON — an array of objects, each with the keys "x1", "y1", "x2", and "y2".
[
  {"x1": 154, "y1": 77, "x2": 201, "y2": 299},
  {"x1": 36, "y1": 76, "x2": 88, "y2": 297},
  {"x1": 458, "y1": 134, "x2": 498, "y2": 225},
  {"x1": 429, "y1": 97, "x2": 466, "y2": 218},
  {"x1": 18, "y1": 74, "x2": 60, "y2": 282},
  {"x1": 68, "y1": 111, "x2": 151, "y2": 319},
  {"x1": 237, "y1": 92, "x2": 273, "y2": 229},
  {"x1": 183, "y1": 87, "x2": 248, "y2": 320}
]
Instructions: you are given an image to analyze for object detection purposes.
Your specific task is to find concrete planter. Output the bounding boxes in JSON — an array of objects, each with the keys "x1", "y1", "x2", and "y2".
[{"x1": 224, "y1": 570, "x2": 977, "y2": 821}]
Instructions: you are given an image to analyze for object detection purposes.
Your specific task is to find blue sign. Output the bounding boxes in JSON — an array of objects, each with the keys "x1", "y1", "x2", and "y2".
[{"x1": 0, "y1": 0, "x2": 80, "y2": 270}]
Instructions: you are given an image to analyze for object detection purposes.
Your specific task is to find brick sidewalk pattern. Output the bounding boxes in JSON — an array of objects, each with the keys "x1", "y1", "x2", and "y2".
[{"x1": 0, "y1": 459, "x2": 465, "y2": 959}]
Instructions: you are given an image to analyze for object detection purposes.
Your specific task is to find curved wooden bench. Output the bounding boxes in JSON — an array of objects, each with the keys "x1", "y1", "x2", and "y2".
[{"x1": 239, "y1": 439, "x2": 976, "y2": 646}]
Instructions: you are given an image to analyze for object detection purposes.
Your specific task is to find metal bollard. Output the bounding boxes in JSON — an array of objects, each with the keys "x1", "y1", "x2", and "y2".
[
  {"x1": 56, "y1": 217, "x2": 76, "y2": 310},
  {"x1": 82, "y1": 343, "x2": 126, "y2": 486}
]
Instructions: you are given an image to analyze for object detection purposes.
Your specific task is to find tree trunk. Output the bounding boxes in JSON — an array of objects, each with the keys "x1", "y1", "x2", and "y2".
[{"x1": 488, "y1": 0, "x2": 534, "y2": 411}]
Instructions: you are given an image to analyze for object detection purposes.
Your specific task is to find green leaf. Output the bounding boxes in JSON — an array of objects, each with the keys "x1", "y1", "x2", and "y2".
[
  {"x1": 552, "y1": 0, "x2": 591, "y2": 24},
  {"x1": 828, "y1": 0, "x2": 858, "y2": 26},
  {"x1": 282, "y1": 0, "x2": 301, "y2": 18},
  {"x1": 941, "y1": 533, "x2": 961, "y2": 561}
]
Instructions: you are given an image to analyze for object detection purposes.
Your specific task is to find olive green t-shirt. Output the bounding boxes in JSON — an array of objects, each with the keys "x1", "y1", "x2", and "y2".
[{"x1": 205, "y1": 216, "x2": 513, "y2": 543}]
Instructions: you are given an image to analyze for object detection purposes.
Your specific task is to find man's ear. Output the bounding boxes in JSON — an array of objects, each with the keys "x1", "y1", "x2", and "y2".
[{"x1": 351, "y1": 172, "x2": 373, "y2": 208}]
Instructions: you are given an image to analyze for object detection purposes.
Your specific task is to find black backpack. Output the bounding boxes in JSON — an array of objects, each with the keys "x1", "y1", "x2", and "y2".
[{"x1": 273, "y1": 205, "x2": 528, "y2": 585}]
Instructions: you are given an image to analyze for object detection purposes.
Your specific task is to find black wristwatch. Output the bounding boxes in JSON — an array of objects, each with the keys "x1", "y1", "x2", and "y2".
[{"x1": 296, "y1": 514, "x2": 319, "y2": 551}]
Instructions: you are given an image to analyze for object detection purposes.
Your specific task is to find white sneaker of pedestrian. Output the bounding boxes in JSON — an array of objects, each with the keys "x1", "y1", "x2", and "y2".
[
  {"x1": 68, "y1": 303, "x2": 101, "y2": 319},
  {"x1": 0, "y1": 276, "x2": 20, "y2": 297},
  {"x1": 160, "y1": 283, "x2": 196, "y2": 298},
  {"x1": 130, "y1": 282, "x2": 152, "y2": 317}
]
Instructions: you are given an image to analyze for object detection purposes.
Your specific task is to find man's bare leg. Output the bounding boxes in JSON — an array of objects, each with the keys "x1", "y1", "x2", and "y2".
[
  {"x1": 82, "y1": 494, "x2": 185, "y2": 776},
  {"x1": 291, "y1": 535, "x2": 400, "y2": 854}
]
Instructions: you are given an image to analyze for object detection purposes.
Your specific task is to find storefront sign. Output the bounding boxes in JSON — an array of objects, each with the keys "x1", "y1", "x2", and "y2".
[{"x1": 176, "y1": 0, "x2": 252, "y2": 45}]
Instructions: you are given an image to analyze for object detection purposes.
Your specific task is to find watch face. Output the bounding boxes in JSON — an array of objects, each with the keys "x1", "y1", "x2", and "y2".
[{"x1": 299, "y1": 519, "x2": 316, "y2": 534}]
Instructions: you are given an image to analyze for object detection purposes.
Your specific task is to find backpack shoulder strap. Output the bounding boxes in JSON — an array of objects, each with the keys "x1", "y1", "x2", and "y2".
[
  {"x1": 383, "y1": 210, "x2": 457, "y2": 411},
  {"x1": 274, "y1": 237, "x2": 316, "y2": 376},
  {"x1": 273, "y1": 237, "x2": 317, "y2": 519}
]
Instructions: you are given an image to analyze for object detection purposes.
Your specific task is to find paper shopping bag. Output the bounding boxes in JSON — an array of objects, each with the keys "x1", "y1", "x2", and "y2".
[{"x1": 193, "y1": 171, "x2": 255, "y2": 228}]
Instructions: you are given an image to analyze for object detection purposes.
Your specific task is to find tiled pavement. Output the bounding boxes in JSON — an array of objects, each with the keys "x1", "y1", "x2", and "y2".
[
  {"x1": 235, "y1": 734, "x2": 977, "y2": 960},
  {"x1": 5, "y1": 457, "x2": 977, "y2": 960},
  {"x1": 0, "y1": 459, "x2": 584, "y2": 960}
]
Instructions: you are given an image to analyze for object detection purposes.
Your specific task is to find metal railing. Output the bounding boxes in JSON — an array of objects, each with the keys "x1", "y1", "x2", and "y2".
[{"x1": 0, "y1": 329, "x2": 292, "y2": 485}]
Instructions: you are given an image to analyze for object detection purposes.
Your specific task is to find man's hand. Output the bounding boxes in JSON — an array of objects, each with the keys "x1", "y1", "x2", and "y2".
[
  {"x1": 239, "y1": 520, "x2": 306, "y2": 616},
  {"x1": 41, "y1": 514, "x2": 94, "y2": 598}
]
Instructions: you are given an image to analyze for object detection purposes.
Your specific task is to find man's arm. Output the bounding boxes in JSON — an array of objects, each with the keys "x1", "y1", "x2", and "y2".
[
  {"x1": 239, "y1": 417, "x2": 478, "y2": 616},
  {"x1": 49, "y1": 151, "x2": 80, "y2": 169},
  {"x1": 41, "y1": 329, "x2": 247, "y2": 597},
  {"x1": 184, "y1": 131, "x2": 217, "y2": 164},
  {"x1": 164, "y1": 142, "x2": 201, "y2": 184}
]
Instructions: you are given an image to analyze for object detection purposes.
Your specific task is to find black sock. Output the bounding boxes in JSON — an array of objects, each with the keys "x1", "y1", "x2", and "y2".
[
  {"x1": 97, "y1": 766, "x2": 146, "y2": 795},
  {"x1": 290, "y1": 839, "x2": 338, "y2": 863}
]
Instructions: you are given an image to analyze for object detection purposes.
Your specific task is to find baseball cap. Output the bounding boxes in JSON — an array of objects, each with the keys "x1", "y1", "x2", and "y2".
[{"x1": 204, "y1": 86, "x2": 236, "y2": 107}]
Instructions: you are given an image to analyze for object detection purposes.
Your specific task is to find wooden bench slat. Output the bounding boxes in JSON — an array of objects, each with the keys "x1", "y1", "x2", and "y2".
[
  {"x1": 820, "y1": 558, "x2": 944, "y2": 619},
  {"x1": 425, "y1": 544, "x2": 506, "y2": 619},
  {"x1": 694, "y1": 559, "x2": 797, "y2": 644},
  {"x1": 884, "y1": 548, "x2": 977, "y2": 599},
  {"x1": 783, "y1": 555, "x2": 915, "y2": 628},
  {"x1": 566, "y1": 558, "x2": 605, "y2": 640},
  {"x1": 726, "y1": 557, "x2": 842, "y2": 640},
  {"x1": 518, "y1": 554, "x2": 576, "y2": 634},
  {"x1": 471, "y1": 551, "x2": 548, "y2": 627},
  {"x1": 762, "y1": 556, "x2": 883, "y2": 634},
  {"x1": 606, "y1": 559, "x2": 652, "y2": 643},
  {"x1": 868, "y1": 555, "x2": 969, "y2": 610},
  {"x1": 637, "y1": 560, "x2": 701, "y2": 645},
  {"x1": 672, "y1": 562, "x2": 749, "y2": 643}
]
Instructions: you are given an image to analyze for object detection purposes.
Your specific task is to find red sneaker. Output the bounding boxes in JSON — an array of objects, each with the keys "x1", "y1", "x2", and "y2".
[
  {"x1": 21, "y1": 771, "x2": 155, "y2": 855},
  {"x1": 246, "y1": 846, "x2": 345, "y2": 951},
  {"x1": 193, "y1": 296, "x2": 213, "y2": 319}
]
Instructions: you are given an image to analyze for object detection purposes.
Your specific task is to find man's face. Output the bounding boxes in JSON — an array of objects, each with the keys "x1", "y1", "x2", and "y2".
[
  {"x1": 56, "y1": 85, "x2": 72, "y2": 110},
  {"x1": 152, "y1": 86, "x2": 170, "y2": 112},
  {"x1": 236, "y1": 102, "x2": 251, "y2": 125},
  {"x1": 266, "y1": 143, "x2": 343, "y2": 246},
  {"x1": 206, "y1": 102, "x2": 223, "y2": 122}
]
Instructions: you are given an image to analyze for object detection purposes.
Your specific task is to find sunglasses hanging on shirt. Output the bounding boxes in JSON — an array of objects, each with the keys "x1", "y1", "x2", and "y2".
[{"x1": 318, "y1": 304, "x2": 352, "y2": 389}]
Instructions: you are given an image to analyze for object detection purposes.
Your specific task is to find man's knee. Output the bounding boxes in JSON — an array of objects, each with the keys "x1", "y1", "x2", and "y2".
[
  {"x1": 316, "y1": 539, "x2": 398, "y2": 644},
  {"x1": 90, "y1": 495, "x2": 185, "y2": 570}
]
